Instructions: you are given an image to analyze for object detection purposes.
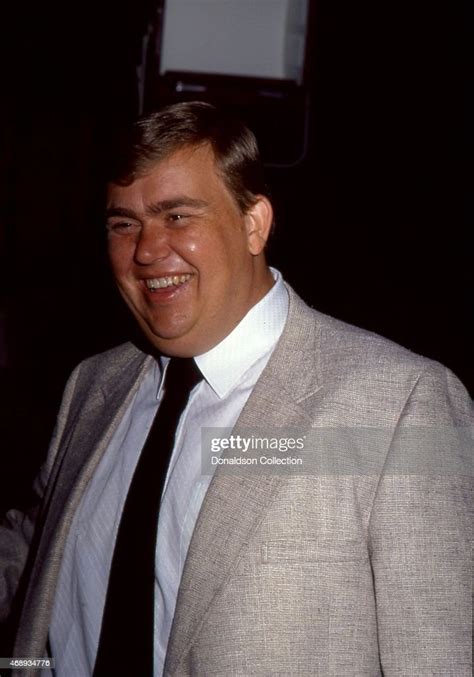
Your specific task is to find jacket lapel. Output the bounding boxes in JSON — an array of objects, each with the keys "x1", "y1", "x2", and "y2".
[
  {"x1": 42, "y1": 345, "x2": 152, "y2": 531},
  {"x1": 165, "y1": 287, "x2": 324, "y2": 674},
  {"x1": 15, "y1": 344, "x2": 152, "y2": 658}
]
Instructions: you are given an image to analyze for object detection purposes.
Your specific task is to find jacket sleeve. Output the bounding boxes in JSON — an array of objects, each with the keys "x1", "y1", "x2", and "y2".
[
  {"x1": 0, "y1": 364, "x2": 82, "y2": 624},
  {"x1": 368, "y1": 363, "x2": 473, "y2": 675}
]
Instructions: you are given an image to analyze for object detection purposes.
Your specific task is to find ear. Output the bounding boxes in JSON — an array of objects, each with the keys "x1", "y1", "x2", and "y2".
[{"x1": 244, "y1": 196, "x2": 274, "y2": 256}]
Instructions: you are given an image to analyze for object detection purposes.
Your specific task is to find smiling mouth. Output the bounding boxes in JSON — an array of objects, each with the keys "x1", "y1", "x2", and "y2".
[{"x1": 145, "y1": 274, "x2": 192, "y2": 291}]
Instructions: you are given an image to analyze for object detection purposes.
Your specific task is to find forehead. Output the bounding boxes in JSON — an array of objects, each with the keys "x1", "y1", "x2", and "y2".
[{"x1": 108, "y1": 143, "x2": 233, "y2": 204}]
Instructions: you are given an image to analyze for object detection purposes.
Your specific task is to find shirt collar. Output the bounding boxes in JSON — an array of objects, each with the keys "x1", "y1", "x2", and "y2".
[{"x1": 194, "y1": 268, "x2": 288, "y2": 398}]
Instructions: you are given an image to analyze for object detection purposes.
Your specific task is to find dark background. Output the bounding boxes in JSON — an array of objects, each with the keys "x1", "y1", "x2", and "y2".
[{"x1": 0, "y1": 0, "x2": 470, "y2": 515}]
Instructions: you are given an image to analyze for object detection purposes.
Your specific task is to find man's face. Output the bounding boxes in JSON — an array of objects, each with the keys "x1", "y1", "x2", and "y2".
[{"x1": 106, "y1": 144, "x2": 273, "y2": 356}]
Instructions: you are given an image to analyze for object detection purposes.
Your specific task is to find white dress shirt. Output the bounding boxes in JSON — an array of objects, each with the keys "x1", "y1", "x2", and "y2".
[{"x1": 48, "y1": 268, "x2": 288, "y2": 676}]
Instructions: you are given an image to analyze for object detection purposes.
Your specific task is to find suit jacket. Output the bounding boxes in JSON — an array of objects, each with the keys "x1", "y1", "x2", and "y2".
[{"x1": 1, "y1": 285, "x2": 472, "y2": 676}]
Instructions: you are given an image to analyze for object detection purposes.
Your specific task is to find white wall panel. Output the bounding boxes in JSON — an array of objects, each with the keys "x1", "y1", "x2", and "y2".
[{"x1": 160, "y1": 0, "x2": 308, "y2": 82}]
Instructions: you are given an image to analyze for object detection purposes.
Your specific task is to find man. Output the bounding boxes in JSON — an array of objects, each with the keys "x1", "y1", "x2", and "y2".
[{"x1": 1, "y1": 102, "x2": 472, "y2": 676}]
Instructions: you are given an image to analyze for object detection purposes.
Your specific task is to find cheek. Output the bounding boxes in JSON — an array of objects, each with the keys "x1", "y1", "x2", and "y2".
[
  {"x1": 173, "y1": 231, "x2": 220, "y2": 273},
  {"x1": 108, "y1": 240, "x2": 133, "y2": 276},
  {"x1": 185, "y1": 228, "x2": 243, "y2": 269}
]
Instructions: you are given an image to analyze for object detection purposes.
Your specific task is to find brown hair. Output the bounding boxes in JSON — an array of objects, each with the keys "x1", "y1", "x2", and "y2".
[{"x1": 107, "y1": 101, "x2": 269, "y2": 214}]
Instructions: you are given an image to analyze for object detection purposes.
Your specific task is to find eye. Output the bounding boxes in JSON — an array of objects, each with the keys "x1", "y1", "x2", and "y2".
[
  {"x1": 167, "y1": 213, "x2": 187, "y2": 223},
  {"x1": 106, "y1": 221, "x2": 139, "y2": 234}
]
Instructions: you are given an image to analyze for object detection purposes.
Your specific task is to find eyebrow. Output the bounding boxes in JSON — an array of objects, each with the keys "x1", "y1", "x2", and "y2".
[
  {"x1": 105, "y1": 206, "x2": 138, "y2": 220},
  {"x1": 105, "y1": 197, "x2": 208, "y2": 220},
  {"x1": 146, "y1": 197, "x2": 208, "y2": 216}
]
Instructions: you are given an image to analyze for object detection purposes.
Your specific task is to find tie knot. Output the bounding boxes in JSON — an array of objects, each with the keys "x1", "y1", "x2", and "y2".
[{"x1": 164, "y1": 357, "x2": 203, "y2": 397}]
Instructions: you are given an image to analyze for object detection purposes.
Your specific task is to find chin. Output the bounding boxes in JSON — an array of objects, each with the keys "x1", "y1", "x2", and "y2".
[{"x1": 139, "y1": 325, "x2": 190, "y2": 356}]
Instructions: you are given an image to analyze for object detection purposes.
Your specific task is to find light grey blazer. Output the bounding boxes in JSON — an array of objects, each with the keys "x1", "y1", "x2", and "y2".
[{"x1": 1, "y1": 285, "x2": 472, "y2": 676}]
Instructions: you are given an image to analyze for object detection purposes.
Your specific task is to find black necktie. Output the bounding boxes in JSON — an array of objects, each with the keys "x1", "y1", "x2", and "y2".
[{"x1": 93, "y1": 357, "x2": 202, "y2": 677}]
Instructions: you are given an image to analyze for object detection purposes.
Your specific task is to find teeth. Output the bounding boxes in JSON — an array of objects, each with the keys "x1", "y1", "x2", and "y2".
[{"x1": 145, "y1": 274, "x2": 191, "y2": 290}]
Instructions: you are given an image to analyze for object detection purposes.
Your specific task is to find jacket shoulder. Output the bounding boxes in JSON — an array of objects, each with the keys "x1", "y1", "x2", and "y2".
[
  {"x1": 287, "y1": 284, "x2": 428, "y2": 372},
  {"x1": 284, "y1": 286, "x2": 472, "y2": 425},
  {"x1": 71, "y1": 342, "x2": 147, "y2": 388}
]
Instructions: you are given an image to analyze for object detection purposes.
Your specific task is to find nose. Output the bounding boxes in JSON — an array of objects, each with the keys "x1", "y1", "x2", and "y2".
[{"x1": 134, "y1": 224, "x2": 171, "y2": 265}]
